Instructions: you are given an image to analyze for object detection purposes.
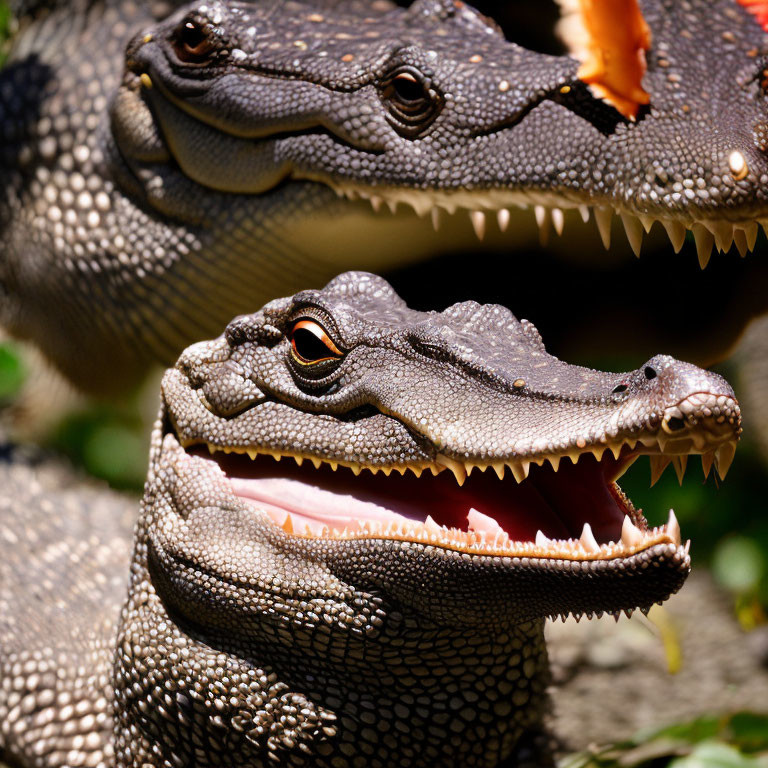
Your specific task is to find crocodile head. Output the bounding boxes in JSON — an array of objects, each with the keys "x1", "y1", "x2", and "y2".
[
  {"x1": 153, "y1": 271, "x2": 739, "y2": 622},
  {"x1": 119, "y1": 272, "x2": 739, "y2": 763},
  {"x1": 117, "y1": 0, "x2": 768, "y2": 265}
]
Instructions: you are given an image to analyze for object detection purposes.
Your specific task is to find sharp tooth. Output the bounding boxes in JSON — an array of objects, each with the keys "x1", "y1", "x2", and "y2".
[
  {"x1": 409, "y1": 465, "x2": 423, "y2": 478},
  {"x1": 311, "y1": 458, "x2": 321, "y2": 469},
  {"x1": 534, "y1": 205, "x2": 550, "y2": 244},
  {"x1": 470, "y1": 210, "x2": 486, "y2": 240},
  {"x1": 715, "y1": 440, "x2": 736, "y2": 480},
  {"x1": 282, "y1": 513, "x2": 294, "y2": 534},
  {"x1": 552, "y1": 207, "x2": 565, "y2": 236},
  {"x1": 497, "y1": 208, "x2": 510, "y2": 232},
  {"x1": 386, "y1": 199, "x2": 398, "y2": 215},
  {"x1": 609, "y1": 443, "x2": 623, "y2": 460},
  {"x1": 579, "y1": 523, "x2": 600, "y2": 554},
  {"x1": 621, "y1": 515, "x2": 644, "y2": 548},
  {"x1": 247, "y1": 448, "x2": 258, "y2": 460},
  {"x1": 369, "y1": 195, "x2": 383, "y2": 213},
  {"x1": 579, "y1": 205, "x2": 590, "y2": 223},
  {"x1": 667, "y1": 509, "x2": 682, "y2": 546},
  {"x1": 708, "y1": 220, "x2": 734, "y2": 253},
  {"x1": 591, "y1": 445, "x2": 606, "y2": 461},
  {"x1": 425, "y1": 515, "x2": 441, "y2": 532},
  {"x1": 733, "y1": 228, "x2": 748, "y2": 258},
  {"x1": 745, "y1": 221, "x2": 758, "y2": 251},
  {"x1": 206, "y1": 442, "x2": 215, "y2": 454},
  {"x1": 662, "y1": 219, "x2": 686, "y2": 252},
  {"x1": 294, "y1": 456, "x2": 304, "y2": 467},
  {"x1": 620, "y1": 213, "x2": 643, "y2": 256},
  {"x1": 691, "y1": 223, "x2": 713, "y2": 268},
  {"x1": 638, "y1": 214, "x2": 655, "y2": 233},
  {"x1": 535, "y1": 530, "x2": 551, "y2": 548},
  {"x1": 509, "y1": 462, "x2": 528, "y2": 483},
  {"x1": 435, "y1": 454, "x2": 467, "y2": 486},
  {"x1": 672, "y1": 455, "x2": 687, "y2": 485},
  {"x1": 468, "y1": 508, "x2": 505, "y2": 534},
  {"x1": 492, "y1": 462, "x2": 506, "y2": 480},
  {"x1": 594, "y1": 207, "x2": 613, "y2": 249},
  {"x1": 547, "y1": 455, "x2": 561, "y2": 472},
  {"x1": 649, "y1": 455, "x2": 672, "y2": 486},
  {"x1": 431, "y1": 207, "x2": 441, "y2": 231},
  {"x1": 329, "y1": 461, "x2": 338, "y2": 471},
  {"x1": 701, "y1": 450, "x2": 715, "y2": 479}
]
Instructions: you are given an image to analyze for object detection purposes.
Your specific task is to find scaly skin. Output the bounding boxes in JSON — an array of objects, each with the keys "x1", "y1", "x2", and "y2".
[
  {"x1": 0, "y1": 273, "x2": 741, "y2": 767},
  {"x1": 2, "y1": 0, "x2": 768, "y2": 392}
]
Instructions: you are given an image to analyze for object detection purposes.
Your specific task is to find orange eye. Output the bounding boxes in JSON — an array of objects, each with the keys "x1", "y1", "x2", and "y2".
[{"x1": 290, "y1": 320, "x2": 343, "y2": 364}]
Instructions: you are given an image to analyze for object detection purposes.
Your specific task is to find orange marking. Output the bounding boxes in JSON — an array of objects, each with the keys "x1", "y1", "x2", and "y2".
[
  {"x1": 737, "y1": 0, "x2": 768, "y2": 31},
  {"x1": 576, "y1": 0, "x2": 651, "y2": 121}
]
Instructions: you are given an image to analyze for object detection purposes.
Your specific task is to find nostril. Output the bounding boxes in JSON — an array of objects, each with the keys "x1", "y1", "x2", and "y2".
[
  {"x1": 612, "y1": 383, "x2": 628, "y2": 394},
  {"x1": 665, "y1": 416, "x2": 686, "y2": 431},
  {"x1": 644, "y1": 366, "x2": 657, "y2": 380}
]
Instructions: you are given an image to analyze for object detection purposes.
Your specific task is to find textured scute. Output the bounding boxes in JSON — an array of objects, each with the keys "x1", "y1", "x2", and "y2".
[{"x1": 0, "y1": 444, "x2": 135, "y2": 767}]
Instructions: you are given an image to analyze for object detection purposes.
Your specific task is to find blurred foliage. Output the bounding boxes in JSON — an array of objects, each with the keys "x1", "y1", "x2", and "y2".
[
  {"x1": 0, "y1": 341, "x2": 27, "y2": 403},
  {"x1": 560, "y1": 712, "x2": 768, "y2": 768},
  {"x1": 49, "y1": 407, "x2": 149, "y2": 491},
  {"x1": 0, "y1": 1, "x2": 11, "y2": 66}
]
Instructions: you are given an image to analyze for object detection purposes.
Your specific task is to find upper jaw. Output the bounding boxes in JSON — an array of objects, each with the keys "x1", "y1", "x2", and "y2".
[{"x1": 159, "y1": 364, "x2": 739, "y2": 622}]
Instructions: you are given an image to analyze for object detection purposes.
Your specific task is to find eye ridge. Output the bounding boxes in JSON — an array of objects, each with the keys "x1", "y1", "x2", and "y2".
[
  {"x1": 381, "y1": 66, "x2": 443, "y2": 138},
  {"x1": 290, "y1": 320, "x2": 343, "y2": 365}
]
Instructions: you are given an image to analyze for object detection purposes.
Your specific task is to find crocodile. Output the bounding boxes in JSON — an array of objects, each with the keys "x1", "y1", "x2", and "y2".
[
  {"x1": 3, "y1": 0, "x2": 768, "y2": 394},
  {"x1": 0, "y1": 272, "x2": 742, "y2": 767}
]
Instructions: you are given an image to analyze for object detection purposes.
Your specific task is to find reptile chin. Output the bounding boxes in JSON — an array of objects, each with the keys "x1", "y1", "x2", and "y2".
[{"x1": 179, "y1": 395, "x2": 737, "y2": 571}]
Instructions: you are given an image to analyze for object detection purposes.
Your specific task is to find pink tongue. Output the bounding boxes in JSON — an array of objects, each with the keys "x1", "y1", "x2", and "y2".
[{"x1": 230, "y1": 476, "x2": 416, "y2": 534}]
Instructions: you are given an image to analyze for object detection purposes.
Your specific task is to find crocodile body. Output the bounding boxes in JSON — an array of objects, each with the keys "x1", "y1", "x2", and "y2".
[
  {"x1": 0, "y1": 273, "x2": 741, "y2": 767},
  {"x1": 3, "y1": 0, "x2": 768, "y2": 392}
]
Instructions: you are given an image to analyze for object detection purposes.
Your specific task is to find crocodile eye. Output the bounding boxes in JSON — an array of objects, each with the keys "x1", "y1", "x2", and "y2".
[
  {"x1": 290, "y1": 320, "x2": 343, "y2": 364},
  {"x1": 173, "y1": 19, "x2": 216, "y2": 63},
  {"x1": 381, "y1": 66, "x2": 443, "y2": 138}
]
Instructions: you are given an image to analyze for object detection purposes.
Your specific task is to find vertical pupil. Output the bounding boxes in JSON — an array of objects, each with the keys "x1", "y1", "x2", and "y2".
[{"x1": 293, "y1": 328, "x2": 333, "y2": 361}]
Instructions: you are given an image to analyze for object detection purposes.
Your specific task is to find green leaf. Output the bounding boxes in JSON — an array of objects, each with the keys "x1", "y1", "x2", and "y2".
[{"x1": 669, "y1": 741, "x2": 767, "y2": 768}]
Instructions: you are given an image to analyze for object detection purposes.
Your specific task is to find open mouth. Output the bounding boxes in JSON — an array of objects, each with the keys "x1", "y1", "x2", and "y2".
[{"x1": 181, "y1": 392, "x2": 738, "y2": 565}]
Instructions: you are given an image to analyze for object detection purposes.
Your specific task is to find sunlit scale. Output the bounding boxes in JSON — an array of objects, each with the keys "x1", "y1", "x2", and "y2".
[
  {"x1": 329, "y1": 179, "x2": 762, "y2": 266},
  {"x1": 191, "y1": 416, "x2": 737, "y2": 561}
]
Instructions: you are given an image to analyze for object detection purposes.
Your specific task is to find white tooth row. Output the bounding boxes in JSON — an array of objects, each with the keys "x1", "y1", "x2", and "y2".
[
  {"x1": 206, "y1": 433, "x2": 737, "y2": 489},
  {"x1": 268, "y1": 508, "x2": 685, "y2": 561},
  {"x1": 330, "y1": 182, "x2": 759, "y2": 267},
  {"x1": 207, "y1": 443, "x2": 624, "y2": 486},
  {"x1": 648, "y1": 440, "x2": 737, "y2": 486}
]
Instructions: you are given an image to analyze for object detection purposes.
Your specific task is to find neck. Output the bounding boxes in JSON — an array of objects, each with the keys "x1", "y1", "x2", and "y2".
[{"x1": 114, "y1": 538, "x2": 552, "y2": 767}]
